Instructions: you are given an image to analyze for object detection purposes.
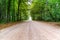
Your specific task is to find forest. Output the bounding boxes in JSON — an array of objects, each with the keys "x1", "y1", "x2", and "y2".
[
  {"x1": 0, "y1": 0, "x2": 28, "y2": 23},
  {"x1": 0, "y1": 0, "x2": 60, "y2": 40},
  {"x1": 0, "y1": 0, "x2": 60, "y2": 23},
  {"x1": 31, "y1": 0, "x2": 60, "y2": 22}
]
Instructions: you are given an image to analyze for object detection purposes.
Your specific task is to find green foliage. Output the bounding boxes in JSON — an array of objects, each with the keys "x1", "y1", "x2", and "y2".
[
  {"x1": 31, "y1": 0, "x2": 60, "y2": 22},
  {"x1": 0, "y1": 0, "x2": 28, "y2": 23},
  {"x1": 1, "y1": 0, "x2": 60, "y2": 23}
]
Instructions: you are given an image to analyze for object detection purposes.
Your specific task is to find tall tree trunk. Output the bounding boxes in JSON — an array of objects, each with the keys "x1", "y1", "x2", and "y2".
[
  {"x1": 17, "y1": 0, "x2": 21, "y2": 21},
  {"x1": 0, "y1": 11, "x2": 1, "y2": 23},
  {"x1": 7, "y1": 0, "x2": 11, "y2": 22},
  {"x1": 12, "y1": 0, "x2": 15, "y2": 22}
]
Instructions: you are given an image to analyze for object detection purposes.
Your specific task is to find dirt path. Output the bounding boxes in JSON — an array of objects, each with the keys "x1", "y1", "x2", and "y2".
[{"x1": 0, "y1": 21, "x2": 60, "y2": 40}]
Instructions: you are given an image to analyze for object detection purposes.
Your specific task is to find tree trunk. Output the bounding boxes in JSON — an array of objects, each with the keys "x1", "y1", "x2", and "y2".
[
  {"x1": 7, "y1": 0, "x2": 11, "y2": 22},
  {"x1": 17, "y1": 0, "x2": 21, "y2": 21}
]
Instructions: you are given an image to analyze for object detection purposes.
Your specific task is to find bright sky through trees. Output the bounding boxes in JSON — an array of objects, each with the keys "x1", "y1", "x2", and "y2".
[{"x1": 27, "y1": 0, "x2": 32, "y2": 21}]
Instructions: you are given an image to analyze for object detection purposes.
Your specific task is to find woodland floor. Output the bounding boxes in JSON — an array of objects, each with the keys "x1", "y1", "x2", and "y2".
[{"x1": 0, "y1": 21, "x2": 60, "y2": 40}]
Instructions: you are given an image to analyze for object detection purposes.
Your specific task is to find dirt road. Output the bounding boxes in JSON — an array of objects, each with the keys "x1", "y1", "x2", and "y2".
[{"x1": 0, "y1": 21, "x2": 60, "y2": 40}]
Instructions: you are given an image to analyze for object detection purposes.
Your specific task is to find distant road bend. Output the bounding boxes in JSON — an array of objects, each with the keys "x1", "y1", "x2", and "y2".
[{"x1": 0, "y1": 21, "x2": 60, "y2": 40}]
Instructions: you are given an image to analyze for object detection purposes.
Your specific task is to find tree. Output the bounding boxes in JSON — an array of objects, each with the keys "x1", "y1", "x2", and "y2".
[{"x1": 7, "y1": 0, "x2": 12, "y2": 22}]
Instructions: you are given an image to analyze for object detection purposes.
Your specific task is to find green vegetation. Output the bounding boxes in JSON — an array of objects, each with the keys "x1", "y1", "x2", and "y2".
[
  {"x1": 0, "y1": 0, "x2": 60, "y2": 24},
  {"x1": 0, "y1": 0, "x2": 28, "y2": 23},
  {"x1": 31, "y1": 0, "x2": 60, "y2": 22}
]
